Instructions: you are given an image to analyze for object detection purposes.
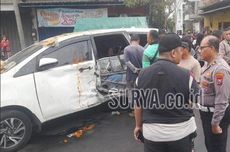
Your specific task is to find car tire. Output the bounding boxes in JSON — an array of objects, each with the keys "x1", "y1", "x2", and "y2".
[{"x1": 0, "y1": 110, "x2": 32, "y2": 152}]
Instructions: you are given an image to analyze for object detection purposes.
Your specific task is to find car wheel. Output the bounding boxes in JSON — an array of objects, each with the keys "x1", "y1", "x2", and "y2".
[{"x1": 0, "y1": 110, "x2": 32, "y2": 152}]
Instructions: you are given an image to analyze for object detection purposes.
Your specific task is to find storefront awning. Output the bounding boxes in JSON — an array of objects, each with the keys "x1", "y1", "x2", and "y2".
[
  {"x1": 73, "y1": 17, "x2": 148, "y2": 32},
  {"x1": 0, "y1": 4, "x2": 14, "y2": 11},
  {"x1": 19, "y1": 0, "x2": 124, "y2": 8},
  {"x1": 200, "y1": 0, "x2": 230, "y2": 15}
]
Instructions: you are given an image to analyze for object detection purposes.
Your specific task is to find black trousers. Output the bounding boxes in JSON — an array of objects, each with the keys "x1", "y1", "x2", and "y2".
[
  {"x1": 144, "y1": 135, "x2": 192, "y2": 152},
  {"x1": 200, "y1": 106, "x2": 230, "y2": 152},
  {"x1": 126, "y1": 80, "x2": 135, "y2": 108}
]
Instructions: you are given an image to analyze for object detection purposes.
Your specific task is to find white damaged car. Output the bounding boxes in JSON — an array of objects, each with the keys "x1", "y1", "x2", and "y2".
[{"x1": 0, "y1": 28, "x2": 155, "y2": 152}]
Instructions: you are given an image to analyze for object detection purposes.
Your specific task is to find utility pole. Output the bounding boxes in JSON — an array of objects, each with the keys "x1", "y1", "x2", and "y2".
[
  {"x1": 13, "y1": 0, "x2": 26, "y2": 50},
  {"x1": 175, "y1": 0, "x2": 184, "y2": 35}
]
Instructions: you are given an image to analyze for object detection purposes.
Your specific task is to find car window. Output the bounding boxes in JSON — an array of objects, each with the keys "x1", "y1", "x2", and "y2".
[
  {"x1": 14, "y1": 58, "x2": 37, "y2": 77},
  {"x1": 128, "y1": 33, "x2": 147, "y2": 47},
  {"x1": 40, "y1": 40, "x2": 92, "y2": 68},
  {"x1": 93, "y1": 34, "x2": 129, "y2": 59},
  {"x1": 3, "y1": 44, "x2": 43, "y2": 72},
  {"x1": 139, "y1": 34, "x2": 147, "y2": 47}
]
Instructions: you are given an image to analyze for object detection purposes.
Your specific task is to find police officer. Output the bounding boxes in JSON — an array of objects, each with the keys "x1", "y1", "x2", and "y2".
[
  {"x1": 134, "y1": 33, "x2": 199, "y2": 152},
  {"x1": 219, "y1": 27, "x2": 230, "y2": 65},
  {"x1": 199, "y1": 35, "x2": 230, "y2": 152}
]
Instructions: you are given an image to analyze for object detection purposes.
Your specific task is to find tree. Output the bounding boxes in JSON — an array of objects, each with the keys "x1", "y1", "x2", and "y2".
[
  {"x1": 124, "y1": 0, "x2": 176, "y2": 29},
  {"x1": 166, "y1": 18, "x2": 175, "y2": 32}
]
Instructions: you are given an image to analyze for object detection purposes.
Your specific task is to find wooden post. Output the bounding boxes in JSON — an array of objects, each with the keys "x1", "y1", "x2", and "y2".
[{"x1": 13, "y1": 0, "x2": 26, "y2": 50}]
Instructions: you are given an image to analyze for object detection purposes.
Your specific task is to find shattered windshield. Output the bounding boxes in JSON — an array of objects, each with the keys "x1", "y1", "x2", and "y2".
[{"x1": 1, "y1": 44, "x2": 43, "y2": 72}]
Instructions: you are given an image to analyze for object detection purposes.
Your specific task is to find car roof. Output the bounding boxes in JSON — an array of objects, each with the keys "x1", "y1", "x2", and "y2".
[
  {"x1": 40, "y1": 29, "x2": 130, "y2": 47},
  {"x1": 40, "y1": 28, "x2": 157, "y2": 47},
  {"x1": 123, "y1": 27, "x2": 159, "y2": 33}
]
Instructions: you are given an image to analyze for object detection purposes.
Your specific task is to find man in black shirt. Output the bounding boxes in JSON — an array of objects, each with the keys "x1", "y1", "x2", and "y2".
[
  {"x1": 124, "y1": 34, "x2": 144, "y2": 83},
  {"x1": 124, "y1": 34, "x2": 144, "y2": 115},
  {"x1": 134, "y1": 33, "x2": 200, "y2": 152}
]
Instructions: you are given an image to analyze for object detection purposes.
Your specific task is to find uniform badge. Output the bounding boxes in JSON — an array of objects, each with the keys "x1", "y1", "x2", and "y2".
[
  {"x1": 206, "y1": 72, "x2": 211, "y2": 77},
  {"x1": 201, "y1": 81, "x2": 209, "y2": 88},
  {"x1": 215, "y1": 72, "x2": 224, "y2": 86},
  {"x1": 204, "y1": 72, "x2": 211, "y2": 81}
]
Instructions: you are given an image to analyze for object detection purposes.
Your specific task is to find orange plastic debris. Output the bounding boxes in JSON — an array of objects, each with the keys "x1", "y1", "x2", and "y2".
[
  {"x1": 74, "y1": 130, "x2": 83, "y2": 138},
  {"x1": 67, "y1": 124, "x2": 96, "y2": 139},
  {"x1": 64, "y1": 139, "x2": 68, "y2": 143},
  {"x1": 42, "y1": 38, "x2": 56, "y2": 47},
  {"x1": 83, "y1": 124, "x2": 96, "y2": 132}
]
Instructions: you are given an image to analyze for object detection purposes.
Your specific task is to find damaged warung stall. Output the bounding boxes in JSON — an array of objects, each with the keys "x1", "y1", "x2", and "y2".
[{"x1": 0, "y1": 29, "x2": 133, "y2": 152}]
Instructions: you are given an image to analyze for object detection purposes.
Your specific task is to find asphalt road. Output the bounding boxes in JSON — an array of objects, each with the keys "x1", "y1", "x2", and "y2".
[{"x1": 19, "y1": 104, "x2": 230, "y2": 152}]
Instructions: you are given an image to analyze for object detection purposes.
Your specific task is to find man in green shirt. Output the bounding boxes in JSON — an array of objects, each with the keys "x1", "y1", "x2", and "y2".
[{"x1": 142, "y1": 30, "x2": 159, "y2": 68}]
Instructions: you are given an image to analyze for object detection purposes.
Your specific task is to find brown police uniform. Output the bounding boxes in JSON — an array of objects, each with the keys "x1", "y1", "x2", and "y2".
[
  {"x1": 219, "y1": 39, "x2": 230, "y2": 65},
  {"x1": 199, "y1": 56, "x2": 230, "y2": 152}
]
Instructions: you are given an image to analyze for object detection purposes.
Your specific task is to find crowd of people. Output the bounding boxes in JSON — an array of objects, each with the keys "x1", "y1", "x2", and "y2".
[
  {"x1": 0, "y1": 35, "x2": 11, "y2": 60},
  {"x1": 123, "y1": 27, "x2": 230, "y2": 152}
]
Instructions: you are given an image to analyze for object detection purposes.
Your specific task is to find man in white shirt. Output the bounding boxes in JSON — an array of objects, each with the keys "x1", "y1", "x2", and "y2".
[{"x1": 178, "y1": 36, "x2": 201, "y2": 83}]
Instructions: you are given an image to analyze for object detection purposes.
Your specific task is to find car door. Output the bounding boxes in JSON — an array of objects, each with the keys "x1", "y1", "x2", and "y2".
[
  {"x1": 34, "y1": 38, "x2": 98, "y2": 120},
  {"x1": 92, "y1": 32, "x2": 130, "y2": 93},
  {"x1": 74, "y1": 40, "x2": 105, "y2": 108}
]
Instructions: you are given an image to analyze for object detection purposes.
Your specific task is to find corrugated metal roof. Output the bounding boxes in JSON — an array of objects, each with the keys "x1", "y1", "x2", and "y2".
[
  {"x1": 201, "y1": 0, "x2": 230, "y2": 11},
  {"x1": 1, "y1": 0, "x2": 124, "y2": 9},
  {"x1": 17, "y1": 0, "x2": 124, "y2": 7},
  {"x1": 20, "y1": 0, "x2": 123, "y2": 3},
  {"x1": 1, "y1": 0, "x2": 124, "y2": 4},
  {"x1": 200, "y1": 0, "x2": 230, "y2": 15},
  {"x1": 200, "y1": 5, "x2": 230, "y2": 15},
  {"x1": 1, "y1": 0, "x2": 13, "y2": 4},
  {"x1": 201, "y1": 0, "x2": 222, "y2": 7}
]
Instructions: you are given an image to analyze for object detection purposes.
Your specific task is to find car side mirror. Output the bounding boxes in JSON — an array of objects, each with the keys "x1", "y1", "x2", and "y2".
[{"x1": 38, "y1": 58, "x2": 58, "y2": 71}]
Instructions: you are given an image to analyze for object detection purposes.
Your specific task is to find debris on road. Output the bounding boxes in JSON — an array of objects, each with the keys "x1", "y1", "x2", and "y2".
[
  {"x1": 128, "y1": 111, "x2": 135, "y2": 117},
  {"x1": 63, "y1": 139, "x2": 68, "y2": 143},
  {"x1": 67, "y1": 124, "x2": 96, "y2": 139},
  {"x1": 83, "y1": 124, "x2": 96, "y2": 132},
  {"x1": 111, "y1": 111, "x2": 121, "y2": 116}
]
